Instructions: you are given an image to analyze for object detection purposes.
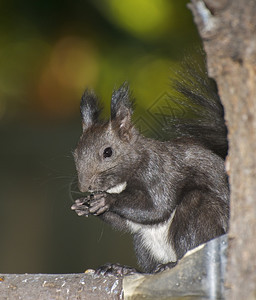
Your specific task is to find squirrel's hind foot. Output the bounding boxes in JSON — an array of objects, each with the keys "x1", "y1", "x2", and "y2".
[{"x1": 95, "y1": 263, "x2": 139, "y2": 277}]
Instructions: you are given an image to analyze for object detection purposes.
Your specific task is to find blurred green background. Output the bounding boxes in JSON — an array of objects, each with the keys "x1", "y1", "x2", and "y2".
[{"x1": 0, "y1": 0, "x2": 200, "y2": 274}]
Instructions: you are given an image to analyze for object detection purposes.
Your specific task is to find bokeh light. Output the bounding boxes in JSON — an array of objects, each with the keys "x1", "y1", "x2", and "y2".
[
  {"x1": 96, "y1": 0, "x2": 172, "y2": 40},
  {"x1": 35, "y1": 36, "x2": 99, "y2": 118}
]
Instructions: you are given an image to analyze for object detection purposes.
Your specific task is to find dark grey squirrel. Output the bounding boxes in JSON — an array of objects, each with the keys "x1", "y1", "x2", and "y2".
[{"x1": 71, "y1": 59, "x2": 229, "y2": 276}]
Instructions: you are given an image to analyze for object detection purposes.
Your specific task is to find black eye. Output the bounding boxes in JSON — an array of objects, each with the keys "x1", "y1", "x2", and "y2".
[{"x1": 103, "y1": 147, "x2": 113, "y2": 158}]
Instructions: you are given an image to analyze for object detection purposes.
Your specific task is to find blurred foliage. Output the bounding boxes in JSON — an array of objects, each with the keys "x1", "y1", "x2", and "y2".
[
  {"x1": 0, "y1": 0, "x2": 199, "y2": 121},
  {"x1": 0, "y1": 0, "x2": 201, "y2": 274}
]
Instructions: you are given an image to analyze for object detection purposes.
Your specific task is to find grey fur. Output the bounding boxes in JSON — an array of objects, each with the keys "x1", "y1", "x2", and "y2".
[{"x1": 72, "y1": 82, "x2": 229, "y2": 275}]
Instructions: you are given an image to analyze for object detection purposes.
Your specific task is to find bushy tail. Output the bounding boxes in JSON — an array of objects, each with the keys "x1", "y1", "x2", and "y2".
[{"x1": 165, "y1": 54, "x2": 228, "y2": 159}]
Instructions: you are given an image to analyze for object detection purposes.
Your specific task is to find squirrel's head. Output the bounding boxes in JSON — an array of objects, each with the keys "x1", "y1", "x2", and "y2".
[{"x1": 74, "y1": 82, "x2": 140, "y2": 193}]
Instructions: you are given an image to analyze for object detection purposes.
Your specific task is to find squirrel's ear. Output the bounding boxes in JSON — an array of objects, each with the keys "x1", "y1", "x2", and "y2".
[
  {"x1": 80, "y1": 89, "x2": 101, "y2": 131},
  {"x1": 111, "y1": 82, "x2": 135, "y2": 141}
]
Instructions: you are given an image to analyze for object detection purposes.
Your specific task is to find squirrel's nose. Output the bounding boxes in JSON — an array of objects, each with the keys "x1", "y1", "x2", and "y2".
[
  {"x1": 78, "y1": 172, "x2": 96, "y2": 192},
  {"x1": 78, "y1": 181, "x2": 87, "y2": 193},
  {"x1": 78, "y1": 178, "x2": 95, "y2": 192}
]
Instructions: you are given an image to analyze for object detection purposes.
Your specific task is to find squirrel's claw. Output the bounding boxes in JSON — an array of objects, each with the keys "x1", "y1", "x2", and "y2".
[
  {"x1": 95, "y1": 263, "x2": 138, "y2": 277},
  {"x1": 71, "y1": 197, "x2": 90, "y2": 217},
  {"x1": 89, "y1": 193, "x2": 110, "y2": 215}
]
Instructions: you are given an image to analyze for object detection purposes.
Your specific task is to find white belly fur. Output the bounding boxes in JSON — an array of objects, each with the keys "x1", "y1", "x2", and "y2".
[{"x1": 127, "y1": 209, "x2": 177, "y2": 264}]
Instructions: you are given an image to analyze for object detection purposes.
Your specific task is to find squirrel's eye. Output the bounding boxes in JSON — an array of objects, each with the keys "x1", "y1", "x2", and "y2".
[{"x1": 103, "y1": 147, "x2": 113, "y2": 158}]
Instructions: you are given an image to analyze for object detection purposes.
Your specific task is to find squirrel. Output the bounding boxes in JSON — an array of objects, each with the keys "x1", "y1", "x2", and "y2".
[{"x1": 71, "y1": 59, "x2": 229, "y2": 276}]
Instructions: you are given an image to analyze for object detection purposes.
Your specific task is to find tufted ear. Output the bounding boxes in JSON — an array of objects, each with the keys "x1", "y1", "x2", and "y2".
[
  {"x1": 111, "y1": 82, "x2": 135, "y2": 141},
  {"x1": 80, "y1": 89, "x2": 101, "y2": 131}
]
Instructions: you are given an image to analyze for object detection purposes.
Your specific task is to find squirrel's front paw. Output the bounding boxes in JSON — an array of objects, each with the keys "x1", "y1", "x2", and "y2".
[
  {"x1": 89, "y1": 193, "x2": 113, "y2": 215},
  {"x1": 71, "y1": 196, "x2": 91, "y2": 217}
]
